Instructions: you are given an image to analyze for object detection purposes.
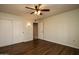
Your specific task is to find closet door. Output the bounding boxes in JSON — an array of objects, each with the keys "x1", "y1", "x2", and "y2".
[
  {"x1": 0, "y1": 20, "x2": 13, "y2": 47},
  {"x1": 13, "y1": 20, "x2": 25, "y2": 43}
]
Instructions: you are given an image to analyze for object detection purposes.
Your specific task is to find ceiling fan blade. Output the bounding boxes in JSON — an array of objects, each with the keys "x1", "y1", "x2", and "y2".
[
  {"x1": 30, "y1": 12, "x2": 34, "y2": 14},
  {"x1": 40, "y1": 9, "x2": 50, "y2": 11},
  {"x1": 35, "y1": 5, "x2": 38, "y2": 10},
  {"x1": 25, "y1": 7, "x2": 35, "y2": 10},
  {"x1": 35, "y1": 4, "x2": 42, "y2": 10},
  {"x1": 38, "y1": 4, "x2": 42, "y2": 8}
]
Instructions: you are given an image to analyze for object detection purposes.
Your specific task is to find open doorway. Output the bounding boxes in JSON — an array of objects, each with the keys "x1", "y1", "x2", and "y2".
[{"x1": 33, "y1": 23, "x2": 38, "y2": 40}]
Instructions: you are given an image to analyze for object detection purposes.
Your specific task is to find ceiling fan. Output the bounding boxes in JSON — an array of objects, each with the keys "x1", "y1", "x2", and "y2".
[{"x1": 25, "y1": 4, "x2": 50, "y2": 15}]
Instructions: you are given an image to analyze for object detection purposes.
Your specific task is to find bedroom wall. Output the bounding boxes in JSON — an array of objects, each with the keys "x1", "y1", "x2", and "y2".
[
  {"x1": 0, "y1": 12, "x2": 33, "y2": 47},
  {"x1": 38, "y1": 9, "x2": 79, "y2": 49}
]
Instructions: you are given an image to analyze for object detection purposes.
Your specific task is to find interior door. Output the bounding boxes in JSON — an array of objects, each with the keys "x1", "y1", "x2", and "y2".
[
  {"x1": 33, "y1": 23, "x2": 38, "y2": 40},
  {"x1": 0, "y1": 20, "x2": 13, "y2": 47},
  {"x1": 13, "y1": 20, "x2": 25, "y2": 43}
]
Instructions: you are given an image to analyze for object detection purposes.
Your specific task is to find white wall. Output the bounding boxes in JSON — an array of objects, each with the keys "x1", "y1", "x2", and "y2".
[
  {"x1": 0, "y1": 12, "x2": 33, "y2": 47},
  {"x1": 38, "y1": 21, "x2": 44, "y2": 39},
  {"x1": 38, "y1": 9, "x2": 79, "y2": 49}
]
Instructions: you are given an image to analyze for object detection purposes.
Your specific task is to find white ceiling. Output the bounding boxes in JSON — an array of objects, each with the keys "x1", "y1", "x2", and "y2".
[{"x1": 0, "y1": 4, "x2": 79, "y2": 20}]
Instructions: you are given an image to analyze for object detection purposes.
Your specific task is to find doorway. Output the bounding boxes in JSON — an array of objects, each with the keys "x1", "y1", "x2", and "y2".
[{"x1": 33, "y1": 23, "x2": 38, "y2": 40}]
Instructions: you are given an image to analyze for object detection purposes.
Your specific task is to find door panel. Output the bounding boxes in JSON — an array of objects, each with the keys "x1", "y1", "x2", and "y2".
[
  {"x1": 13, "y1": 20, "x2": 25, "y2": 43},
  {"x1": 0, "y1": 20, "x2": 13, "y2": 47}
]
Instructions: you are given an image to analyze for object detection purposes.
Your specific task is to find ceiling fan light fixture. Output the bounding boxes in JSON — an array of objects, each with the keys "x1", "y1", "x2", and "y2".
[
  {"x1": 34, "y1": 10, "x2": 41, "y2": 15},
  {"x1": 37, "y1": 11, "x2": 41, "y2": 15},
  {"x1": 34, "y1": 11, "x2": 37, "y2": 14}
]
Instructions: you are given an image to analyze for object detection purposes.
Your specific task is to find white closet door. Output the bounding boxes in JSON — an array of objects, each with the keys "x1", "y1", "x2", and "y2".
[
  {"x1": 13, "y1": 20, "x2": 25, "y2": 43},
  {"x1": 0, "y1": 20, "x2": 13, "y2": 47}
]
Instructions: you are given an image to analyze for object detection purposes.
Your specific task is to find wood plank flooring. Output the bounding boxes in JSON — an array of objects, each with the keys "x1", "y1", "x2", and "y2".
[{"x1": 0, "y1": 39, "x2": 79, "y2": 55}]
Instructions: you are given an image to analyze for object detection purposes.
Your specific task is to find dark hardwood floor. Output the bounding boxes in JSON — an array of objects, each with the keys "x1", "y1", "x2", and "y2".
[{"x1": 0, "y1": 39, "x2": 79, "y2": 55}]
